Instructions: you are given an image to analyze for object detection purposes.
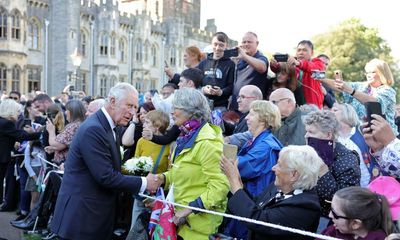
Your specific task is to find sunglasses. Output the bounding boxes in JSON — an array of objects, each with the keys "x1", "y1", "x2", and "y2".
[
  {"x1": 9, "y1": 97, "x2": 19, "y2": 100},
  {"x1": 330, "y1": 208, "x2": 350, "y2": 220}
]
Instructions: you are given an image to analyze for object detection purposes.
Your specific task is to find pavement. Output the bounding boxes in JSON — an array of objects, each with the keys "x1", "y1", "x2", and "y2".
[{"x1": 0, "y1": 211, "x2": 23, "y2": 240}]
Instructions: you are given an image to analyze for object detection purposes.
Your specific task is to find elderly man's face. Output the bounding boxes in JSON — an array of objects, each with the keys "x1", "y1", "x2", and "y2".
[
  {"x1": 237, "y1": 88, "x2": 256, "y2": 113},
  {"x1": 112, "y1": 92, "x2": 138, "y2": 126},
  {"x1": 161, "y1": 87, "x2": 174, "y2": 99},
  {"x1": 241, "y1": 33, "x2": 258, "y2": 56}
]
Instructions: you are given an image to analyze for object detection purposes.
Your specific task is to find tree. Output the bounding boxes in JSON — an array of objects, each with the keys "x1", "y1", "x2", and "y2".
[{"x1": 312, "y1": 18, "x2": 400, "y2": 101}]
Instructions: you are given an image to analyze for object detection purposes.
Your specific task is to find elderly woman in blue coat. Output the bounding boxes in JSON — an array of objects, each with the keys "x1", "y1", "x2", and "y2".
[{"x1": 223, "y1": 100, "x2": 283, "y2": 239}]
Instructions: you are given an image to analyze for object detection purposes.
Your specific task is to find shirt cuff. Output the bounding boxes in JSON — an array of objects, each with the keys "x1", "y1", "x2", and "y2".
[{"x1": 140, "y1": 177, "x2": 147, "y2": 193}]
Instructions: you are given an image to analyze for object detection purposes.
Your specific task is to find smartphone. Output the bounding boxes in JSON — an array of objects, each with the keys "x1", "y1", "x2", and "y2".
[
  {"x1": 365, "y1": 101, "x2": 384, "y2": 126},
  {"x1": 273, "y1": 54, "x2": 289, "y2": 62},
  {"x1": 23, "y1": 118, "x2": 32, "y2": 127},
  {"x1": 311, "y1": 70, "x2": 326, "y2": 80},
  {"x1": 223, "y1": 48, "x2": 239, "y2": 58},
  {"x1": 223, "y1": 143, "x2": 238, "y2": 160},
  {"x1": 334, "y1": 70, "x2": 343, "y2": 80},
  {"x1": 164, "y1": 60, "x2": 169, "y2": 67}
]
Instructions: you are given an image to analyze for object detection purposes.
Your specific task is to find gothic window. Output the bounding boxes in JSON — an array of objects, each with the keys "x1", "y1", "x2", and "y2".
[
  {"x1": 169, "y1": 46, "x2": 176, "y2": 66},
  {"x1": 100, "y1": 32, "x2": 108, "y2": 56},
  {"x1": 144, "y1": 42, "x2": 149, "y2": 63},
  {"x1": 28, "y1": 67, "x2": 41, "y2": 92},
  {"x1": 12, "y1": 65, "x2": 20, "y2": 91},
  {"x1": 11, "y1": 11, "x2": 20, "y2": 40},
  {"x1": 151, "y1": 44, "x2": 157, "y2": 66},
  {"x1": 118, "y1": 38, "x2": 126, "y2": 62},
  {"x1": 100, "y1": 75, "x2": 107, "y2": 97},
  {"x1": 135, "y1": 39, "x2": 143, "y2": 62},
  {"x1": 28, "y1": 20, "x2": 40, "y2": 50},
  {"x1": 81, "y1": 30, "x2": 87, "y2": 57},
  {"x1": 110, "y1": 34, "x2": 116, "y2": 57},
  {"x1": 0, "y1": 63, "x2": 7, "y2": 91},
  {"x1": 0, "y1": 8, "x2": 7, "y2": 39}
]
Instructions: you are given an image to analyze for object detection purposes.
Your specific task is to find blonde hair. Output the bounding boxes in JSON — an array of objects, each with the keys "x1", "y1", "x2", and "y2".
[
  {"x1": 250, "y1": 100, "x2": 281, "y2": 130},
  {"x1": 365, "y1": 59, "x2": 394, "y2": 86},
  {"x1": 279, "y1": 145, "x2": 324, "y2": 190},
  {"x1": 146, "y1": 110, "x2": 170, "y2": 134},
  {"x1": 0, "y1": 99, "x2": 21, "y2": 119}
]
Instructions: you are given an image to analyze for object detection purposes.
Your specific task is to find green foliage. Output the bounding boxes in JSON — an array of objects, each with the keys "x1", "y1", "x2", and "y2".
[{"x1": 312, "y1": 18, "x2": 400, "y2": 101}]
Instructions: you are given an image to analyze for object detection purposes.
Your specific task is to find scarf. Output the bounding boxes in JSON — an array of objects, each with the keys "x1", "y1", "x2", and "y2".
[{"x1": 173, "y1": 119, "x2": 203, "y2": 161}]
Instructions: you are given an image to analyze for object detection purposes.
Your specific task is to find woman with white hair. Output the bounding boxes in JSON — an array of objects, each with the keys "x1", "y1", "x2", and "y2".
[
  {"x1": 156, "y1": 88, "x2": 229, "y2": 240},
  {"x1": 0, "y1": 99, "x2": 41, "y2": 211},
  {"x1": 221, "y1": 145, "x2": 323, "y2": 240},
  {"x1": 332, "y1": 103, "x2": 381, "y2": 187}
]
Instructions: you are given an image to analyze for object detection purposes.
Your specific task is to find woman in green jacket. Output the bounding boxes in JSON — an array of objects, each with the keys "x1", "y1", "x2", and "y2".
[{"x1": 157, "y1": 88, "x2": 230, "y2": 240}]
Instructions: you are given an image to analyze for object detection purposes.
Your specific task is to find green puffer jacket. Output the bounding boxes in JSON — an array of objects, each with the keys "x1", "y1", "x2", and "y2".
[{"x1": 164, "y1": 123, "x2": 230, "y2": 240}]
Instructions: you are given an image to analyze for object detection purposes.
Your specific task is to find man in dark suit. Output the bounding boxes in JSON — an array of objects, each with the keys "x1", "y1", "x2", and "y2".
[{"x1": 51, "y1": 83, "x2": 160, "y2": 239}]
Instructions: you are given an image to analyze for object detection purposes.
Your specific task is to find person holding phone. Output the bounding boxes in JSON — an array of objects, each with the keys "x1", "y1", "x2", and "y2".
[
  {"x1": 303, "y1": 110, "x2": 361, "y2": 220},
  {"x1": 231, "y1": 32, "x2": 269, "y2": 111},
  {"x1": 198, "y1": 31, "x2": 235, "y2": 110},
  {"x1": 329, "y1": 59, "x2": 398, "y2": 135}
]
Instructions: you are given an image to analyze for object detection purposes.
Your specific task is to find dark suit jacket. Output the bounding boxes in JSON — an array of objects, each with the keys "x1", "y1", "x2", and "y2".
[
  {"x1": 51, "y1": 110, "x2": 143, "y2": 240},
  {"x1": 228, "y1": 184, "x2": 320, "y2": 240},
  {"x1": 0, "y1": 117, "x2": 41, "y2": 163}
]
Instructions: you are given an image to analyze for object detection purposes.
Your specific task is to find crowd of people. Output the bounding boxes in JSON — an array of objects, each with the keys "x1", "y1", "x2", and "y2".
[{"x1": 1, "y1": 30, "x2": 400, "y2": 240}]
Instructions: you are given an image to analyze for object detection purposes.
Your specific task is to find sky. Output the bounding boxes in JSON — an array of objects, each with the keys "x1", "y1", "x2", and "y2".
[{"x1": 200, "y1": 0, "x2": 400, "y2": 62}]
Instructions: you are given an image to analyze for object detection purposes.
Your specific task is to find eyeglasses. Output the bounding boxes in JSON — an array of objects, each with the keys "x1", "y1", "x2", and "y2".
[
  {"x1": 237, "y1": 95, "x2": 256, "y2": 100},
  {"x1": 330, "y1": 208, "x2": 350, "y2": 220},
  {"x1": 271, "y1": 98, "x2": 289, "y2": 105}
]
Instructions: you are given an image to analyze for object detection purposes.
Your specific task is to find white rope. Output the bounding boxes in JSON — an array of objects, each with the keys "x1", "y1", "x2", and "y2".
[
  {"x1": 139, "y1": 193, "x2": 342, "y2": 240},
  {"x1": 37, "y1": 155, "x2": 60, "y2": 169}
]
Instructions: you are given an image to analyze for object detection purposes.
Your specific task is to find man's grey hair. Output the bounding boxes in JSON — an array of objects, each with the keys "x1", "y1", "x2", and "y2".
[
  {"x1": 242, "y1": 85, "x2": 263, "y2": 100},
  {"x1": 302, "y1": 109, "x2": 339, "y2": 139},
  {"x1": 279, "y1": 145, "x2": 324, "y2": 190},
  {"x1": 107, "y1": 82, "x2": 138, "y2": 103},
  {"x1": 173, "y1": 88, "x2": 210, "y2": 122}
]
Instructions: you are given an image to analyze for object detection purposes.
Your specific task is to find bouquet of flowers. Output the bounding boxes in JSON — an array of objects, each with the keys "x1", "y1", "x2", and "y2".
[{"x1": 122, "y1": 156, "x2": 153, "y2": 176}]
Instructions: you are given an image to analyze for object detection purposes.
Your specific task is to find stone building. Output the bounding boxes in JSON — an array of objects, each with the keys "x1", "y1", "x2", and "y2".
[{"x1": 0, "y1": 0, "x2": 234, "y2": 97}]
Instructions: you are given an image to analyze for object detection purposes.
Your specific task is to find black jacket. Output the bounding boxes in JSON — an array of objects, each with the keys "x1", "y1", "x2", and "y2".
[
  {"x1": 0, "y1": 117, "x2": 41, "y2": 163},
  {"x1": 228, "y1": 184, "x2": 320, "y2": 240},
  {"x1": 197, "y1": 54, "x2": 235, "y2": 108}
]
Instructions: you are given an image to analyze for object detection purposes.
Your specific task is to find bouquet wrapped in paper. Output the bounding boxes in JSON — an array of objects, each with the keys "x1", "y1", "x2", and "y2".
[{"x1": 122, "y1": 156, "x2": 153, "y2": 176}]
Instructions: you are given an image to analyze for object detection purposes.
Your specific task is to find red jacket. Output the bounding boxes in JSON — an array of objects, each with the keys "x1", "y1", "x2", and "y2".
[{"x1": 296, "y1": 57, "x2": 325, "y2": 108}]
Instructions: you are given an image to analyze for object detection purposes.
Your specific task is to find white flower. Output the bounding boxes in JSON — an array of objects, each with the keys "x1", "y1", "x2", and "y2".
[{"x1": 122, "y1": 156, "x2": 153, "y2": 175}]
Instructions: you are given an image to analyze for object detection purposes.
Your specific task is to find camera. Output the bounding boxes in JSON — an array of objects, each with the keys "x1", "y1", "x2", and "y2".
[
  {"x1": 223, "y1": 48, "x2": 239, "y2": 58},
  {"x1": 311, "y1": 70, "x2": 326, "y2": 80},
  {"x1": 273, "y1": 54, "x2": 289, "y2": 62}
]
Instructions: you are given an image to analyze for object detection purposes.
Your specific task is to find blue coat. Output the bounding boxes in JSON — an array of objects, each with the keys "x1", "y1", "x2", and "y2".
[
  {"x1": 51, "y1": 110, "x2": 143, "y2": 240},
  {"x1": 238, "y1": 129, "x2": 282, "y2": 197}
]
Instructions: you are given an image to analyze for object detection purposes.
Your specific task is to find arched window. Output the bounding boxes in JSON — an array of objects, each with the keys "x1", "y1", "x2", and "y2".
[
  {"x1": 11, "y1": 10, "x2": 20, "y2": 40},
  {"x1": 99, "y1": 32, "x2": 108, "y2": 56},
  {"x1": 118, "y1": 38, "x2": 126, "y2": 62},
  {"x1": 0, "y1": 8, "x2": 7, "y2": 39},
  {"x1": 81, "y1": 30, "x2": 87, "y2": 57},
  {"x1": 110, "y1": 34, "x2": 116, "y2": 57},
  {"x1": 27, "y1": 67, "x2": 41, "y2": 92},
  {"x1": 28, "y1": 19, "x2": 40, "y2": 50},
  {"x1": 0, "y1": 63, "x2": 7, "y2": 91},
  {"x1": 110, "y1": 75, "x2": 117, "y2": 90},
  {"x1": 135, "y1": 39, "x2": 143, "y2": 62},
  {"x1": 100, "y1": 75, "x2": 107, "y2": 97},
  {"x1": 178, "y1": 47, "x2": 182, "y2": 66},
  {"x1": 169, "y1": 46, "x2": 176, "y2": 66},
  {"x1": 144, "y1": 42, "x2": 149, "y2": 63},
  {"x1": 12, "y1": 65, "x2": 20, "y2": 91},
  {"x1": 151, "y1": 44, "x2": 157, "y2": 66}
]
